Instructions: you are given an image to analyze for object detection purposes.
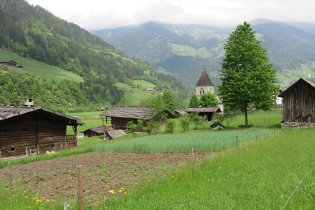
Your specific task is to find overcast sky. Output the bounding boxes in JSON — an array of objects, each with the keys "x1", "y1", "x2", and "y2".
[{"x1": 27, "y1": 0, "x2": 315, "y2": 31}]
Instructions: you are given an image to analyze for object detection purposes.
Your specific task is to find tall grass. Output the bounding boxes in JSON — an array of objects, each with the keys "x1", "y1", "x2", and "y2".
[
  {"x1": 94, "y1": 128, "x2": 274, "y2": 153},
  {"x1": 100, "y1": 128, "x2": 315, "y2": 209}
]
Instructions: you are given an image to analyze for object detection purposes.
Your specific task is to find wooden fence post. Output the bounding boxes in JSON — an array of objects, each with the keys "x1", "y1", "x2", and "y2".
[
  {"x1": 64, "y1": 202, "x2": 68, "y2": 210},
  {"x1": 236, "y1": 136, "x2": 238, "y2": 148},
  {"x1": 192, "y1": 148, "x2": 195, "y2": 172},
  {"x1": 78, "y1": 166, "x2": 84, "y2": 210}
]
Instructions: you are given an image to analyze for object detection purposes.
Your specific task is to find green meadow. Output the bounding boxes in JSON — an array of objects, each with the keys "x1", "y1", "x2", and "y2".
[{"x1": 0, "y1": 48, "x2": 83, "y2": 82}]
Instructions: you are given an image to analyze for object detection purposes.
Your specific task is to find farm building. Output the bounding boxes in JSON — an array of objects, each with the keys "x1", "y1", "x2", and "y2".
[
  {"x1": 185, "y1": 107, "x2": 222, "y2": 121},
  {"x1": 82, "y1": 126, "x2": 106, "y2": 137},
  {"x1": 100, "y1": 106, "x2": 153, "y2": 130},
  {"x1": 0, "y1": 60, "x2": 17, "y2": 66},
  {"x1": 0, "y1": 103, "x2": 83, "y2": 158},
  {"x1": 278, "y1": 78, "x2": 315, "y2": 127},
  {"x1": 106, "y1": 130, "x2": 126, "y2": 140}
]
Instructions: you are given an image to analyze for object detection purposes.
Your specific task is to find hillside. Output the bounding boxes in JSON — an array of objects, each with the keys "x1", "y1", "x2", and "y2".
[
  {"x1": 92, "y1": 20, "x2": 315, "y2": 90},
  {"x1": 0, "y1": 0, "x2": 189, "y2": 110}
]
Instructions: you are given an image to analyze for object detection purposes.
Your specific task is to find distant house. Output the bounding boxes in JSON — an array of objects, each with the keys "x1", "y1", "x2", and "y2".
[
  {"x1": 185, "y1": 107, "x2": 222, "y2": 121},
  {"x1": 82, "y1": 126, "x2": 106, "y2": 137},
  {"x1": 278, "y1": 78, "x2": 315, "y2": 127},
  {"x1": 0, "y1": 101, "x2": 83, "y2": 158},
  {"x1": 0, "y1": 60, "x2": 17, "y2": 67},
  {"x1": 146, "y1": 87, "x2": 154, "y2": 92},
  {"x1": 100, "y1": 106, "x2": 153, "y2": 130}
]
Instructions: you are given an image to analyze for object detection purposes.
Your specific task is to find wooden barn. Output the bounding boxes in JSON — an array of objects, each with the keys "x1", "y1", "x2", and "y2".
[
  {"x1": 185, "y1": 107, "x2": 222, "y2": 121},
  {"x1": 100, "y1": 106, "x2": 153, "y2": 130},
  {"x1": 0, "y1": 104, "x2": 83, "y2": 158},
  {"x1": 0, "y1": 60, "x2": 17, "y2": 67},
  {"x1": 82, "y1": 126, "x2": 106, "y2": 137},
  {"x1": 278, "y1": 78, "x2": 315, "y2": 127}
]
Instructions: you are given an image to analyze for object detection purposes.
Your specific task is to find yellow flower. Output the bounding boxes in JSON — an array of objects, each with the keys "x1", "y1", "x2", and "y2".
[
  {"x1": 135, "y1": 182, "x2": 138, "y2": 185},
  {"x1": 28, "y1": 206, "x2": 31, "y2": 209},
  {"x1": 46, "y1": 199, "x2": 50, "y2": 202},
  {"x1": 124, "y1": 191, "x2": 127, "y2": 195},
  {"x1": 119, "y1": 188, "x2": 123, "y2": 193},
  {"x1": 108, "y1": 189, "x2": 115, "y2": 194},
  {"x1": 25, "y1": 196, "x2": 29, "y2": 199}
]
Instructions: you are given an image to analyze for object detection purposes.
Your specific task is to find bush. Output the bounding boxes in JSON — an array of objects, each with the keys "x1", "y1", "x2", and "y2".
[
  {"x1": 180, "y1": 115, "x2": 190, "y2": 132},
  {"x1": 164, "y1": 120, "x2": 175, "y2": 133}
]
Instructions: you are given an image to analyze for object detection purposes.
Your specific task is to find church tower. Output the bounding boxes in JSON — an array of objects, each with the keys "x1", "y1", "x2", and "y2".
[{"x1": 195, "y1": 68, "x2": 214, "y2": 98}]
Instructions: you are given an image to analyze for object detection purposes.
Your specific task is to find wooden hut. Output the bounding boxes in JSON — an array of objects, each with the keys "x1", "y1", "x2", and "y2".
[
  {"x1": 0, "y1": 60, "x2": 17, "y2": 67},
  {"x1": 82, "y1": 126, "x2": 106, "y2": 137},
  {"x1": 0, "y1": 104, "x2": 83, "y2": 158},
  {"x1": 185, "y1": 107, "x2": 221, "y2": 121},
  {"x1": 278, "y1": 78, "x2": 315, "y2": 127},
  {"x1": 100, "y1": 106, "x2": 153, "y2": 130}
]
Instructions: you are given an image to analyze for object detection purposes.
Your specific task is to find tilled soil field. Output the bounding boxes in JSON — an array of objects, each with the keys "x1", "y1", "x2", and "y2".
[{"x1": 0, "y1": 152, "x2": 211, "y2": 206}]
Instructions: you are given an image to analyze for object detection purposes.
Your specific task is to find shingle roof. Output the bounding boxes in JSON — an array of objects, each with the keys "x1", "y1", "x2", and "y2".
[
  {"x1": 82, "y1": 126, "x2": 107, "y2": 134},
  {"x1": 107, "y1": 130, "x2": 126, "y2": 139},
  {"x1": 278, "y1": 78, "x2": 315, "y2": 97},
  {"x1": 196, "y1": 69, "x2": 214, "y2": 86},
  {"x1": 186, "y1": 107, "x2": 221, "y2": 113},
  {"x1": 100, "y1": 106, "x2": 153, "y2": 119},
  {"x1": 0, "y1": 104, "x2": 83, "y2": 125}
]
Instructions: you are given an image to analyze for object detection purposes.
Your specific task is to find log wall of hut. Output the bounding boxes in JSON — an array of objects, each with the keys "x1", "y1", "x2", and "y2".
[
  {"x1": 111, "y1": 117, "x2": 137, "y2": 130},
  {"x1": 282, "y1": 82, "x2": 315, "y2": 123},
  {"x1": 0, "y1": 111, "x2": 69, "y2": 158}
]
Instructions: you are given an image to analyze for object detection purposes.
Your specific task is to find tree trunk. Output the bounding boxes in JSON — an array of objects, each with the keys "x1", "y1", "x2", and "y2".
[{"x1": 244, "y1": 104, "x2": 248, "y2": 127}]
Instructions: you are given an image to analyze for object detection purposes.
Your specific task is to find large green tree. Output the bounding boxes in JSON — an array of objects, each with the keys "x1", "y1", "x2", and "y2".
[
  {"x1": 218, "y1": 22, "x2": 278, "y2": 126},
  {"x1": 200, "y1": 93, "x2": 219, "y2": 107}
]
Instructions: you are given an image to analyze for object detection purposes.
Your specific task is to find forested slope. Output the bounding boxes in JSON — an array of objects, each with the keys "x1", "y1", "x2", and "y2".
[{"x1": 0, "y1": 0, "x2": 188, "y2": 111}]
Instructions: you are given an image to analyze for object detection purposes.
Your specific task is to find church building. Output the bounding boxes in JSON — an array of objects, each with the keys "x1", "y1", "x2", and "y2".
[{"x1": 195, "y1": 69, "x2": 224, "y2": 113}]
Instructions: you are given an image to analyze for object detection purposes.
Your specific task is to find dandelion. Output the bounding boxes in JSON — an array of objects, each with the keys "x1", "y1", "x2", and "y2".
[
  {"x1": 119, "y1": 188, "x2": 124, "y2": 193},
  {"x1": 25, "y1": 196, "x2": 29, "y2": 199},
  {"x1": 28, "y1": 206, "x2": 31, "y2": 209},
  {"x1": 124, "y1": 191, "x2": 127, "y2": 195},
  {"x1": 135, "y1": 182, "x2": 138, "y2": 185},
  {"x1": 163, "y1": 174, "x2": 166, "y2": 177},
  {"x1": 108, "y1": 189, "x2": 115, "y2": 194},
  {"x1": 46, "y1": 199, "x2": 50, "y2": 202}
]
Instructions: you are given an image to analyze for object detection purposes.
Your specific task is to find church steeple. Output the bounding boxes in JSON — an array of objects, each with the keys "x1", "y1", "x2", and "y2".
[{"x1": 196, "y1": 68, "x2": 214, "y2": 87}]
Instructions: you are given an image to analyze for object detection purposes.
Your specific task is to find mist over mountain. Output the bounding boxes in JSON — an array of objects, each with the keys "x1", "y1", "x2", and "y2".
[{"x1": 92, "y1": 20, "x2": 315, "y2": 90}]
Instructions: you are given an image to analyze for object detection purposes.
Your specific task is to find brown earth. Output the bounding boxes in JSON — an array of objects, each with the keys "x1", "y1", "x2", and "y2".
[{"x1": 0, "y1": 152, "x2": 212, "y2": 206}]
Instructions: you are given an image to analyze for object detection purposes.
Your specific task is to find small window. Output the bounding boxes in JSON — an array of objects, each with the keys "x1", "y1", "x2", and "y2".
[
  {"x1": 22, "y1": 128, "x2": 27, "y2": 132},
  {"x1": 50, "y1": 144, "x2": 55, "y2": 149},
  {"x1": 10, "y1": 147, "x2": 15, "y2": 152}
]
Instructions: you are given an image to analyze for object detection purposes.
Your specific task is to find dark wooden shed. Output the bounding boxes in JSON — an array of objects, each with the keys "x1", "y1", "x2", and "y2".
[
  {"x1": 0, "y1": 105, "x2": 83, "y2": 158},
  {"x1": 100, "y1": 106, "x2": 153, "y2": 130},
  {"x1": 82, "y1": 126, "x2": 106, "y2": 137},
  {"x1": 0, "y1": 60, "x2": 17, "y2": 66},
  {"x1": 185, "y1": 107, "x2": 221, "y2": 121},
  {"x1": 278, "y1": 78, "x2": 315, "y2": 126}
]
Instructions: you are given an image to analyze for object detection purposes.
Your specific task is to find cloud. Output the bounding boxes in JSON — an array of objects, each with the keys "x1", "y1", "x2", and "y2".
[{"x1": 134, "y1": 1, "x2": 185, "y2": 24}]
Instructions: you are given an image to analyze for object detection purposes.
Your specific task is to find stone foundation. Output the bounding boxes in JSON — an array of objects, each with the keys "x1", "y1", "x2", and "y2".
[{"x1": 282, "y1": 122, "x2": 315, "y2": 128}]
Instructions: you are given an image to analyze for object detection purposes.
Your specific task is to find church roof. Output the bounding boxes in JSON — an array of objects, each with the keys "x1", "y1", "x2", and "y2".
[{"x1": 196, "y1": 69, "x2": 214, "y2": 86}]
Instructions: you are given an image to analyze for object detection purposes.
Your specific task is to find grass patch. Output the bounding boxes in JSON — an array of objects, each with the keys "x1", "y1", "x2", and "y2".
[
  {"x1": 0, "y1": 48, "x2": 83, "y2": 82},
  {"x1": 100, "y1": 128, "x2": 315, "y2": 209}
]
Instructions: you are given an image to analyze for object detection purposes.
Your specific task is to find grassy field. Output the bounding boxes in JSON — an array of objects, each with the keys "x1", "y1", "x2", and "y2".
[
  {"x1": 0, "y1": 48, "x2": 83, "y2": 82},
  {"x1": 101, "y1": 128, "x2": 315, "y2": 209},
  {"x1": 114, "y1": 82, "x2": 154, "y2": 105}
]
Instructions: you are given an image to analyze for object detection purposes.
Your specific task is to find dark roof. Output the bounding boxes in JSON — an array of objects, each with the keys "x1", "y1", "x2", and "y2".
[
  {"x1": 210, "y1": 122, "x2": 226, "y2": 129},
  {"x1": 82, "y1": 126, "x2": 106, "y2": 134},
  {"x1": 0, "y1": 104, "x2": 83, "y2": 125},
  {"x1": 186, "y1": 107, "x2": 221, "y2": 113},
  {"x1": 100, "y1": 106, "x2": 153, "y2": 119},
  {"x1": 278, "y1": 78, "x2": 315, "y2": 97},
  {"x1": 196, "y1": 69, "x2": 214, "y2": 87},
  {"x1": 107, "y1": 130, "x2": 126, "y2": 139}
]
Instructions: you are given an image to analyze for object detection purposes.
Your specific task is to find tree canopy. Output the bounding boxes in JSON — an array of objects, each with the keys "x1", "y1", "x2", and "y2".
[
  {"x1": 200, "y1": 93, "x2": 218, "y2": 107},
  {"x1": 218, "y1": 22, "x2": 279, "y2": 126}
]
